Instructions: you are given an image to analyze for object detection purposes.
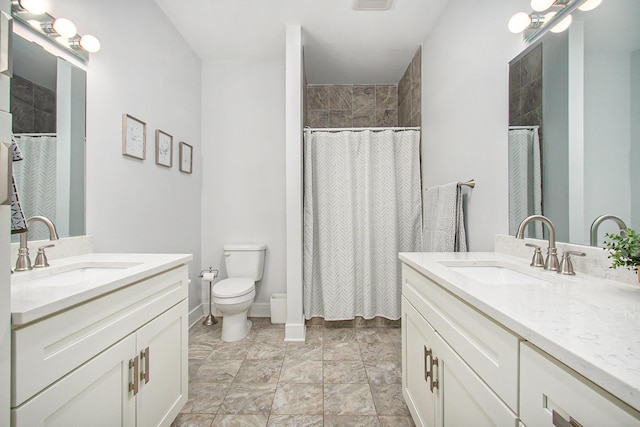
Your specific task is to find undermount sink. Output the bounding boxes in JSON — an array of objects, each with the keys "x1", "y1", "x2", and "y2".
[
  {"x1": 12, "y1": 261, "x2": 142, "y2": 287},
  {"x1": 448, "y1": 265, "x2": 551, "y2": 285}
]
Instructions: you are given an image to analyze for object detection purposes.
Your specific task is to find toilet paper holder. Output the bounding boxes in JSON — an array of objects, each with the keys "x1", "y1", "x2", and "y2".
[{"x1": 200, "y1": 267, "x2": 219, "y2": 326}]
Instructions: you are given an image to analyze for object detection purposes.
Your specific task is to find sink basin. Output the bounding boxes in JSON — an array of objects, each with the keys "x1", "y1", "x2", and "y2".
[
  {"x1": 12, "y1": 261, "x2": 142, "y2": 287},
  {"x1": 449, "y1": 265, "x2": 551, "y2": 285}
]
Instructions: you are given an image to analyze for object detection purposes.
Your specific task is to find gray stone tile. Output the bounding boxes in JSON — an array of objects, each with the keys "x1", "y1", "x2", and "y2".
[
  {"x1": 329, "y1": 85, "x2": 353, "y2": 110},
  {"x1": 324, "y1": 341, "x2": 361, "y2": 361},
  {"x1": 306, "y1": 110, "x2": 329, "y2": 128},
  {"x1": 271, "y1": 384, "x2": 323, "y2": 415},
  {"x1": 189, "y1": 358, "x2": 204, "y2": 381},
  {"x1": 10, "y1": 75, "x2": 33, "y2": 104},
  {"x1": 255, "y1": 326, "x2": 286, "y2": 343},
  {"x1": 285, "y1": 341, "x2": 323, "y2": 360},
  {"x1": 370, "y1": 384, "x2": 410, "y2": 416},
  {"x1": 324, "y1": 415, "x2": 380, "y2": 427},
  {"x1": 355, "y1": 329, "x2": 387, "y2": 344},
  {"x1": 375, "y1": 86, "x2": 397, "y2": 111},
  {"x1": 353, "y1": 110, "x2": 376, "y2": 128},
  {"x1": 378, "y1": 415, "x2": 416, "y2": 427},
  {"x1": 194, "y1": 359, "x2": 243, "y2": 383},
  {"x1": 208, "y1": 341, "x2": 252, "y2": 360},
  {"x1": 376, "y1": 109, "x2": 397, "y2": 127},
  {"x1": 359, "y1": 342, "x2": 401, "y2": 365},
  {"x1": 235, "y1": 359, "x2": 282, "y2": 383},
  {"x1": 219, "y1": 383, "x2": 277, "y2": 415},
  {"x1": 182, "y1": 382, "x2": 230, "y2": 414},
  {"x1": 211, "y1": 414, "x2": 268, "y2": 427},
  {"x1": 190, "y1": 341, "x2": 216, "y2": 360},
  {"x1": 364, "y1": 360, "x2": 402, "y2": 385},
  {"x1": 307, "y1": 86, "x2": 329, "y2": 110},
  {"x1": 353, "y1": 86, "x2": 375, "y2": 111},
  {"x1": 324, "y1": 384, "x2": 377, "y2": 415},
  {"x1": 267, "y1": 415, "x2": 323, "y2": 427},
  {"x1": 172, "y1": 413, "x2": 215, "y2": 427},
  {"x1": 279, "y1": 359, "x2": 323, "y2": 383},
  {"x1": 324, "y1": 360, "x2": 368, "y2": 384},
  {"x1": 324, "y1": 329, "x2": 357, "y2": 342},
  {"x1": 329, "y1": 110, "x2": 352, "y2": 128},
  {"x1": 247, "y1": 341, "x2": 287, "y2": 360}
]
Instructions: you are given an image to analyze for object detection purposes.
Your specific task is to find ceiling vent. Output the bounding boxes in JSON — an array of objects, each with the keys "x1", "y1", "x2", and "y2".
[{"x1": 352, "y1": 0, "x2": 394, "y2": 11}]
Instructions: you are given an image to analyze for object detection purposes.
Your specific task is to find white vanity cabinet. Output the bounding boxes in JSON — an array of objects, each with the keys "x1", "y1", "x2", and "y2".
[
  {"x1": 402, "y1": 264, "x2": 519, "y2": 427},
  {"x1": 10, "y1": 264, "x2": 189, "y2": 427},
  {"x1": 520, "y1": 342, "x2": 640, "y2": 427}
]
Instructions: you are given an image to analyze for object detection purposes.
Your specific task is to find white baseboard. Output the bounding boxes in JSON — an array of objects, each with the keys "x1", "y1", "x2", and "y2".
[
  {"x1": 189, "y1": 304, "x2": 204, "y2": 327},
  {"x1": 285, "y1": 323, "x2": 306, "y2": 342}
]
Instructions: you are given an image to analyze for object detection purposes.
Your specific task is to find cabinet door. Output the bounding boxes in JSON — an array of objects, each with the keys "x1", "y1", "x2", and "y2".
[
  {"x1": 11, "y1": 334, "x2": 136, "y2": 427},
  {"x1": 435, "y1": 331, "x2": 517, "y2": 427},
  {"x1": 520, "y1": 342, "x2": 640, "y2": 427},
  {"x1": 402, "y1": 297, "x2": 438, "y2": 427},
  {"x1": 136, "y1": 300, "x2": 188, "y2": 427}
]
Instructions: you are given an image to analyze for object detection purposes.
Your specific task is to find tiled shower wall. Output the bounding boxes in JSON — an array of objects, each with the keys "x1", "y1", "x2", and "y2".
[
  {"x1": 305, "y1": 46, "x2": 422, "y2": 129},
  {"x1": 398, "y1": 47, "x2": 421, "y2": 127},
  {"x1": 306, "y1": 85, "x2": 398, "y2": 128},
  {"x1": 509, "y1": 43, "x2": 542, "y2": 128},
  {"x1": 11, "y1": 74, "x2": 57, "y2": 134}
]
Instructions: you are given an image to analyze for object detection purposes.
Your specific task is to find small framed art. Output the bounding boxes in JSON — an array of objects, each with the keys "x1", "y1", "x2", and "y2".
[
  {"x1": 122, "y1": 114, "x2": 146, "y2": 160},
  {"x1": 179, "y1": 141, "x2": 193, "y2": 174},
  {"x1": 155, "y1": 129, "x2": 173, "y2": 167}
]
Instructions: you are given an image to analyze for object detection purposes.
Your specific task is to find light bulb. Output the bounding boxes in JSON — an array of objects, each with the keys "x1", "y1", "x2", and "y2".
[
  {"x1": 508, "y1": 12, "x2": 532, "y2": 33},
  {"x1": 55, "y1": 36, "x2": 69, "y2": 46},
  {"x1": 578, "y1": 0, "x2": 603, "y2": 11},
  {"x1": 27, "y1": 19, "x2": 40, "y2": 29},
  {"x1": 18, "y1": 0, "x2": 46, "y2": 15},
  {"x1": 543, "y1": 11, "x2": 557, "y2": 25},
  {"x1": 53, "y1": 18, "x2": 76, "y2": 38},
  {"x1": 531, "y1": 0, "x2": 555, "y2": 12},
  {"x1": 79, "y1": 35, "x2": 100, "y2": 53},
  {"x1": 550, "y1": 14, "x2": 572, "y2": 33}
]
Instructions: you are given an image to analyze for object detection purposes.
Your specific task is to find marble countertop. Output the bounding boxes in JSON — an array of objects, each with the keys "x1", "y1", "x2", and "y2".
[
  {"x1": 11, "y1": 252, "x2": 192, "y2": 326},
  {"x1": 399, "y1": 251, "x2": 640, "y2": 412}
]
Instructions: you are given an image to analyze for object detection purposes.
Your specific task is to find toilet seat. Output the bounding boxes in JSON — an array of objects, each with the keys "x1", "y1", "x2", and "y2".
[{"x1": 212, "y1": 278, "x2": 255, "y2": 298}]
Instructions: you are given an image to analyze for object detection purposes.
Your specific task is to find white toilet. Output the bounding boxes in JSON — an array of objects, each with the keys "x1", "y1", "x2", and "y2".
[{"x1": 212, "y1": 243, "x2": 267, "y2": 342}]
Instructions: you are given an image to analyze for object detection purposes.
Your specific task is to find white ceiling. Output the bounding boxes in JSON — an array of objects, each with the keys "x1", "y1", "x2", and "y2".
[{"x1": 153, "y1": 0, "x2": 449, "y2": 85}]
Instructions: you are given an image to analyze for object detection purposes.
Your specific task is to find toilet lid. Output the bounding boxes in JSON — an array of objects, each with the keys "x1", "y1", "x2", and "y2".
[{"x1": 212, "y1": 278, "x2": 255, "y2": 298}]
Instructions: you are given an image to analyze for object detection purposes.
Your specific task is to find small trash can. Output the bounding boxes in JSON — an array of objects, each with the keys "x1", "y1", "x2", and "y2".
[{"x1": 270, "y1": 293, "x2": 287, "y2": 324}]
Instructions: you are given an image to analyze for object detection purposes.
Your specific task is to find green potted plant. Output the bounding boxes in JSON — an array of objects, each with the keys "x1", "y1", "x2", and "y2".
[{"x1": 604, "y1": 227, "x2": 640, "y2": 281}]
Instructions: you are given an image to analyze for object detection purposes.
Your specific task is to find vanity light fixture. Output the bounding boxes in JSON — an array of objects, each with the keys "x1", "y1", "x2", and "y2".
[
  {"x1": 11, "y1": 2, "x2": 101, "y2": 55},
  {"x1": 509, "y1": 0, "x2": 603, "y2": 38},
  {"x1": 531, "y1": 0, "x2": 555, "y2": 12},
  {"x1": 578, "y1": 0, "x2": 603, "y2": 11}
]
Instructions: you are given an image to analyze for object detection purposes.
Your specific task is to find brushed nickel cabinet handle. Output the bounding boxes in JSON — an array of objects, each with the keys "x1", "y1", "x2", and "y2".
[
  {"x1": 424, "y1": 346, "x2": 432, "y2": 383},
  {"x1": 430, "y1": 356, "x2": 439, "y2": 392},
  {"x1": 553, "y1": 410, "x2": 583, "y2": 427},
  {"x1": 140, "y1": 347, "x2": 150, "y2": 384},
  {"x1": 129, "y1": 356, "x2": 139, "y2": 395}
]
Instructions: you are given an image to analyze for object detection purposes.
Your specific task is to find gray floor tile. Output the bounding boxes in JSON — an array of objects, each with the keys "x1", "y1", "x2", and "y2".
[
  {"x1": 279, "y1": 359, "x2": 323, "y2": 383},
  {"x1": 235, "y1": 359, "x2": 283, "y2": 383},
  {"x1": 172, "y1": 413, "x2": 215, "y2": 427},
  {"x1": 211, "y1": 414, "x2": 268, "y2": 427},
  {"x1": 324, "y1": 415, "x2": 381, "y2": 427},
  {"x1": 266, "y1": 415, "x2": 323, "y2": 427},
  {"x1": 219, "y1": 383, "x2": 277, "y2": 415},
  {"x1": 324, "y1": 360, "x2": 368, "y2": 384},
  {"x1": 370, "y1": 384, "x2": 411, "y2": 416},
  {"x1": 271, "y1": 383, "x2": 323, "y2": 415},
  {"x1": 324, "y1": 384, "x2": 377, "y2": 415}
]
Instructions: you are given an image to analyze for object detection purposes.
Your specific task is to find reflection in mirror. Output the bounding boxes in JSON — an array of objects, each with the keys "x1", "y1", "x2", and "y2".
[
  {"x1": 10, "y1": 33, "x2": 86, "y2": 242},
  {"x1": 508, "y1": 0, "x2": 640, "y2": 246}
]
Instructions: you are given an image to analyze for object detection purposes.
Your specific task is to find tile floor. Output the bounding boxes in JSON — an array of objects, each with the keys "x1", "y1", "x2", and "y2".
[{"x1": 172, "y1": 317, "x2": 415, "y2": 427}]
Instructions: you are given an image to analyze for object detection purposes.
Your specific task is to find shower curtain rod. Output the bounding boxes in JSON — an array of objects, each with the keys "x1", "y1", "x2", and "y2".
[
  {"x1": 305, "y1": 126, "x2": 420, "y2": 132},
  {"x1": 508, "y1": 125, "x2": 539, "y2": 130}
]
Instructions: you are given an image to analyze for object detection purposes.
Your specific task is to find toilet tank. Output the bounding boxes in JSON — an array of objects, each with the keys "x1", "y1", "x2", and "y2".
[{"x1": 223, "y1": 243, "x2": 267, "y2": 281}]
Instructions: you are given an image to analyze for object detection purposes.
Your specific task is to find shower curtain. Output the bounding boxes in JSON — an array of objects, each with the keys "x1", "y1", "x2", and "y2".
[
  {"x1": 508, "y1": 128, "x2": 542, "y2": 238},
  {"x1": 12, "y1": 135, "x2": 57, "y2": 241},
  {"x1": 303, "y1": 129, "x2": 422, "y2": 321}
]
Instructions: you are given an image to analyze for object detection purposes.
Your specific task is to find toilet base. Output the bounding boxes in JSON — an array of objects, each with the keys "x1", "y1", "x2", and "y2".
[{"x1": 221, "y1": 312, "x2": 253, "y2": 342}]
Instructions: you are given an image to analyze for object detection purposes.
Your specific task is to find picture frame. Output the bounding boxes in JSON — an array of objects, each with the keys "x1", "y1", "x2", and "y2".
[
  {"x1": 179, "y1": 142, "x2": 193, "y2": 174},
  {"x1": 155, "y1": 129, "x2": 173, "y2": 167},
  {"x1": 122, "y1": 114, "x2": 146, "y2": 160}
]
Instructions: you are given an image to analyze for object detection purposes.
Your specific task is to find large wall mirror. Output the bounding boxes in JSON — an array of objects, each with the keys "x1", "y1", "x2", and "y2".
[
  {"x1": 508, "y1": 0, "x2": 640, "y2": 246},
  {"x1": 10, "y1": 30, "x2": 86, "y2": 242}
]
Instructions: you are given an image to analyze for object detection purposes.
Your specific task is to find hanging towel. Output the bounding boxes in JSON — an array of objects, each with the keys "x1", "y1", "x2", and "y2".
[
  {"x1": 10, "y1": 136, "x2": 27, "y2": 234},
  {"x1": 422, "y1": 182, "x2": 467, "y2": 252}
]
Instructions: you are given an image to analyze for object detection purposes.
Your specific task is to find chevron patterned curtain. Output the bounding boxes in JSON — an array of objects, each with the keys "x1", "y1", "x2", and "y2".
[
  {"x1": 12, "y1": 135, "x2": 57, "y2": 241},
  {"x1": 303, "y1": 129, "x2": 422, "y2": 321},
  {"x1": 508, "y1": 129, "x2": 542, "y2": 238}
]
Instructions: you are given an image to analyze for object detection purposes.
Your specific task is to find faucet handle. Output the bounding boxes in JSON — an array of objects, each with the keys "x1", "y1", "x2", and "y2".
[
  {"x1": 525, "y1": 243, "x2": 545, "y2": 268},
  {"x1": 558, "y1": 251, "x2": 586, "y2": 276},
  {"x1": 33, "y1": 244, "x2": 55, "y2": 268}
]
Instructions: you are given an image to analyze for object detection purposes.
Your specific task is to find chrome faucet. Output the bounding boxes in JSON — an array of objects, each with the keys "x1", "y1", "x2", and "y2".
[
  {"x1": 15, "y1": 216, "x2": 59, "y2": 272},
  {"x1": 590, "y1": 214, "x2": 627, "y2": 246},
  {"x1": 516, "y1": 215, "x2": 560, "y2": 271}
]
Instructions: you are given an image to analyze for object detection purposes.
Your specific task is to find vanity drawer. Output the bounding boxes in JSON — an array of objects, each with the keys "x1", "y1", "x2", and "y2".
[
  {"x1": 520, "y1": 342, "x2": 640, "y2": 427},
  {"x1": 12, "y1": 265, "x2": 188, "y2": 407},
  {"x1": 402, "y1": 264, "x2": 520, "y2": 412}
]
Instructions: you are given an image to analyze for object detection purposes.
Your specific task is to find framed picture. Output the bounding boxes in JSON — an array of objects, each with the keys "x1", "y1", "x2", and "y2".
[
  {"x1": 155, "y1": 129, "x2": 173, "y2": 167},
  {"x1": 179, "y1": 142, "x2": 193, "y2": 174},
  {"x1": 122, "y1": 114, "x2": 146, "y2": 160}
]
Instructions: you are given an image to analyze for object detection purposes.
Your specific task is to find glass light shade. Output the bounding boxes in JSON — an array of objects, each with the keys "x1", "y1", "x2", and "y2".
[
  {"x1": 578, "y1": 0, "x2": 603, "y2": 11},
  {"x1": 531, "y1": 0, "x2": 555, "y2": 12},
  {"x1": 53, "y1": 18, "x2": 76, "y2": 38},
  {"x1": 79, "y1": 35, "x2": 100, "y2": 53},
  {"x1": 55, "y1": 36, "x2": 69, "y2": 46},
  {"x1": 550, "y1": 14, "x2": 572, "y2": 33},
  {"x1": 543, "y1": 11, "x2": 557, "y2": 26},
  {"x1": 508, "y1": 12, "x2": 532, "y2": 33},
  {"x1": 19, "y1": 0, "x2": 46, "y2": 15}
]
